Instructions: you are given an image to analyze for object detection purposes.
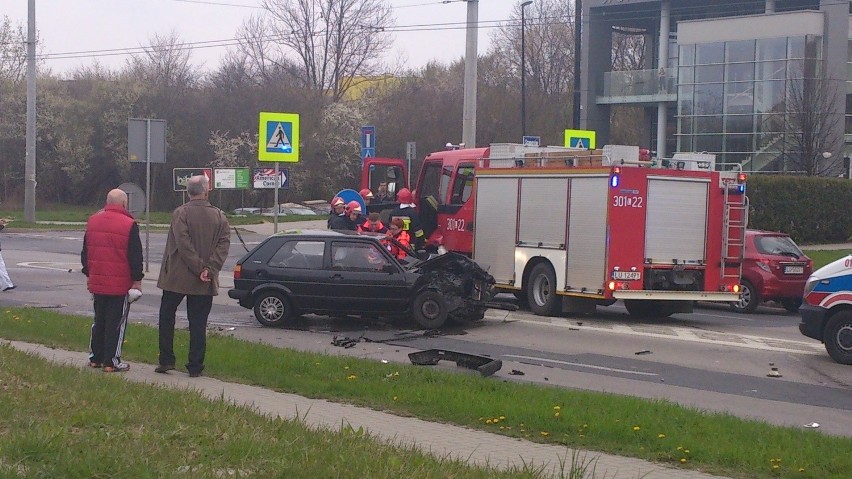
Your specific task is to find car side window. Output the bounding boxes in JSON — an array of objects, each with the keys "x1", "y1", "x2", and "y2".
[
  {"x1": 331, "y1": 242, "x2": 392, "y2": 272},
  {"x1": 268, "y1": 240, "x2": 324, "y2": 269}
]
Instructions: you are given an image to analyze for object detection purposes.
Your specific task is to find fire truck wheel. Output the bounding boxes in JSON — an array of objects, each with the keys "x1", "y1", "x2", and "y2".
[
  {"x1": 731, "y1": 280, "x2": 760, "y2": 314},
  {"x1": 412, "y1": 290, "x2": 448, "y2": 329},
  {"x1": 527, "y1": 263, "x2": 560, "y2": 316},
  {"x1": 823, "y1": 311, "x2": 852, "y2": 365},
  {"x1": 624, "y1": 300, "x2": 673, "y2": 318}
]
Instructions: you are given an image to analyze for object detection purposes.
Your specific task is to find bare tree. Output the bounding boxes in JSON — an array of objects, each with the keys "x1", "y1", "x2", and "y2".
[
  {"x1": 0, "y1": 16, "x2": 28, "y2": 83},
  {"x1": 125, "y1": 31, "x2": 198, "y2": 92},
  {"x1": 489, "y1": 0, "x2": 574, "y2": 96},
  {"x1": 784, "y1": 72, "x2": 844, "y2": 176},
  {"x1": 255, "y1": 0, "x2": 395, "y2": 100}
]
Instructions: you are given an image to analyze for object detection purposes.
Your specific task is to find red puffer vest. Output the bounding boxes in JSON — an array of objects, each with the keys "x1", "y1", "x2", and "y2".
[{"x1": 85, "y1": 204, "x2": 135, "y2": 295}]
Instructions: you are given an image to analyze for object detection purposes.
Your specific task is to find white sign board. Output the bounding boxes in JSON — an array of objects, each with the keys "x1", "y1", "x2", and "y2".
[{"x1": 253, "y1": 167, "x2": 288, "y2": 189}]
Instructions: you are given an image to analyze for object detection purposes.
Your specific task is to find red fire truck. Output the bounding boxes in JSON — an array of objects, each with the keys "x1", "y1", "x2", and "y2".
[{"x1": 362, "y1": 144, "x2": 747, "y2": 317}]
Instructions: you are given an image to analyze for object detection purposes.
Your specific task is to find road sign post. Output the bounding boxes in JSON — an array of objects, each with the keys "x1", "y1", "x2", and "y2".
[
  {"x1": 129, "y1": 118, "x2": 167, "y2": 273},
  {"x1": 361, "y1": 125, "x2": 376, "y2": 162},
  {"x1": 406, "y1": 141, "x2": 416, "y2": 187}
]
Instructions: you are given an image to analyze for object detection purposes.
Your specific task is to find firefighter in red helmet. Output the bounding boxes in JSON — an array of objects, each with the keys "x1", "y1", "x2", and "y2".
[
  {"x1": 388, "y1": 188, "x2": 425, "y2": 250},
  {"x1": 327, "y1": 196, "x2": 346, "y2": 229}
]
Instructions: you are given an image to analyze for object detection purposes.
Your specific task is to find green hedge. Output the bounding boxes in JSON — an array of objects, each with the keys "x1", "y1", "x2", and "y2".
[{"x1": 745, "y1": 175, "x2": 852, "y2": 244}]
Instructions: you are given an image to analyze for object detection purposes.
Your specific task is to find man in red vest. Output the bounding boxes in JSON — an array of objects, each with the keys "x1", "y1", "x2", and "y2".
[{"x1": 81, "y1": 189, "x2": 144, "y2": 373}]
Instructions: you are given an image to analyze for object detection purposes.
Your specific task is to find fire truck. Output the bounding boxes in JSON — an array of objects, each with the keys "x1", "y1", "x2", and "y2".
[{"x1": 362, "y1": 143, "x2": 747, "y2": 317}]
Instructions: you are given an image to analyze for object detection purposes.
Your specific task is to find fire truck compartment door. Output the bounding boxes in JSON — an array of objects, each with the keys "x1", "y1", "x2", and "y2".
[
  {"x1": 518, "y1": 178, "x2": 568, "y2": 247},
  {"x1": 566, "y1": 177, "x2": 609, "y2": 292},
  {"x1": 645, "y1": 178, "x2": 709, "y2": 263},
  {"x1": 473, "y1": 177, "x2": 519, "y2": 284}
]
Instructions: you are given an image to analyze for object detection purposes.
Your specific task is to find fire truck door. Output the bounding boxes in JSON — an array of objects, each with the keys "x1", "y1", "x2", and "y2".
[
  {"x1": 566, "y1": 177, "x2": 609, "y2": 292},
  {"x1": 518, "y1": 178, "x2": 568, "y2": 248},
  {"x1": 473, "y1": 177, "x2": 519, "y2": 284},
  {"x1": 645, "y1": 178, "x2": 709, "y2": 264}
]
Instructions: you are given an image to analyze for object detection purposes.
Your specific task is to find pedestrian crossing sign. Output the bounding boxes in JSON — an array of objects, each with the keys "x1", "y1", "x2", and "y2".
[
  {"x1": 564, "y1": 129, "x2": 596, "y2": 150},
  {"x1": 259, "y1": 112, "x2": 300, "y2": 162}
]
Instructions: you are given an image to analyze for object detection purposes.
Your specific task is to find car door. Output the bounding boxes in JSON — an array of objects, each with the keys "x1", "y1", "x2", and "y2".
[
  {"x1": 263, "y1": 239, "x2": 328, "y2": 311},
  {"x1": 329, "y1": 240, "x2": 410, "y2": 313}
]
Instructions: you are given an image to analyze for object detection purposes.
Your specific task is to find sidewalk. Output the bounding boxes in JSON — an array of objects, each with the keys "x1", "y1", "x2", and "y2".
[{"x1": 7, "y1": 340, "x2": 731, "y2": 479}]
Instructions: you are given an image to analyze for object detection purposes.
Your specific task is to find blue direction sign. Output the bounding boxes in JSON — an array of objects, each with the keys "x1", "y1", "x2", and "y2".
[{"x1": 361, "y1": 125, "x2": 376, "y2": 160}]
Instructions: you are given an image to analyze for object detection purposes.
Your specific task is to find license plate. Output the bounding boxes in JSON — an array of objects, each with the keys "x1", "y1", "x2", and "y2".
[
  {"x1": 612, "y1": 271, "x2": 641, "y2": 281},
  {"x1": 783, "y1": 265, "x2": 804, "y2": 275}
]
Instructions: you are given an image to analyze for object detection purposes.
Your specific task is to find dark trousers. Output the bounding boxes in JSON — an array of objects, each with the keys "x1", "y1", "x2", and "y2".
[
  {"x1": 89, "y1": 294, "x2": 129, "y2": 368},
  {"x1": 158, "y1": 290, "x2": 213, "y2": 374}
]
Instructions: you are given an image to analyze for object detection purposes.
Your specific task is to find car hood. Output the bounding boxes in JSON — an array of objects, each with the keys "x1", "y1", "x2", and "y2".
[{"x1": 410, "y1": 252, "x2": 495, "y2": 284}]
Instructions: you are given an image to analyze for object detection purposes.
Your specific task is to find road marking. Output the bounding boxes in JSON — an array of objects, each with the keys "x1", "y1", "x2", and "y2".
[
  {"x1": 503, "y1": 354, "x2": 659, "y2": 376},
  {"x1": 19, "y1": 261, "x2": 79, "y2": 272},
  {"x1": 506, "y1": 316, "x2": 824, "y2": 355}
]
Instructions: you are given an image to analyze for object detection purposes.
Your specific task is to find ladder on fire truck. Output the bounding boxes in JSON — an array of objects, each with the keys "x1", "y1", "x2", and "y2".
[{"x1": 721, "y1": 179, "x2": 748, "y2": 281}]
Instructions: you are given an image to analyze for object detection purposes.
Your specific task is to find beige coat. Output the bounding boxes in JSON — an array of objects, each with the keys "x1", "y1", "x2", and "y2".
[{"x1": 157, "y1": 199, "x2": 231, "y2": 296}]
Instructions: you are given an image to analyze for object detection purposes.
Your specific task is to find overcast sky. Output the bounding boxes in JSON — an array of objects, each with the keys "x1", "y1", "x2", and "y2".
[{"x1": 4, "y1": 0, "x2": 518, "y2": 75}]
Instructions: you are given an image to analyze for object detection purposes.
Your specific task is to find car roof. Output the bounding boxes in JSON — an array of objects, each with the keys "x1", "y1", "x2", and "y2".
[
  {"x1": 746, "y1": 229, "x2": 791, "y2": 238},
  {"x1": 271, "y1": 229, "x2": 372, "y2": 239}
]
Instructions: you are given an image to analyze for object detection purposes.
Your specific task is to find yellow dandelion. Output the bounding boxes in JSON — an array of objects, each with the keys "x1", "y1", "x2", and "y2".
[
  {"x1": 315, "y1": 362, "x2": 320, "y2": 365},
  {"x1": 680, "y1": 458, "x2": 687, "y2": 464},
  {"x1": 346, "y1": 375, "x2": 356, "y2": 380},
  {"x1": 773, "y1": 465, "x2": 779, "y2": 470},
  {"x1": 582, "y1": 424, "x2": 588, "y2": 428},
  {"x1": 540, "y1": 431, "x2": 550, "y2": 437},
  {"x1": 677, "y1": 446, "x2": 683, "y2": 451},
  {"x1": 505, "y1": 426, "x2": 512, "y2": 430},
  {"x1": 499, "y1": 415, "x2": 505, "y2": 420},
  {"x1": 486, "y1": 419, "x2": 493, "y2": 424},
  {"x1": 658, "y1": 433, "x2": 666, "y2": 438},
  {"x1": 798, "y1": 468, "x2": 805, "y2": 473},
  {"x1": 684, "y1": 450, "x2": 690, "y2": 454},
  {"x1": 479, "y1": 417, "x2": 485, "y2": 421},
  {"x1": 554, "y1": 412, "x2": 560, "y2": 417},
  {"x1": 393, "y1": 396, "x2": 398, "y2": 401},
  {"x1": 579, "y1": 434, "x2": 585, "y2": 438},
  {"x1": 633, "y1": 426, "x2": 641, "y2": 431},
  {"x1": 553, "y1": 405, "x2": 561, "y2": 410},
  {"x1": 499, "y1": 426, "x2": 505, "y2": 430},
  {"x1": 344, "y1": 366, "x2": 349, "y2": 370}
]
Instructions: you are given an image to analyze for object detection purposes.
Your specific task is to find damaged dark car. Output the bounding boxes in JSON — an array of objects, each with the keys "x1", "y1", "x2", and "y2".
[{"x1": 228, "y1": 230, "x2": 513, "y2": 328}]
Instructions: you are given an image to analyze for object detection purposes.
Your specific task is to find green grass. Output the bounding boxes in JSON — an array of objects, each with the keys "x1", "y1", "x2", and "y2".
[
  {"x1": 1, "y1": 307, "x2": 850, "y2": 479},
  {"x1": 802, "y1": 249, "x2": 852, "y2": 270},
  {"x1": 0, "y1": 345, "x2": 542, "y2": 479}
]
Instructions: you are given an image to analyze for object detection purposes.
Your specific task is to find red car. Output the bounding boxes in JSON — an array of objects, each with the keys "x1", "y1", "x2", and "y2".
[{"x1": 732, "y1": 230, "x2": 813, "y2": 313}]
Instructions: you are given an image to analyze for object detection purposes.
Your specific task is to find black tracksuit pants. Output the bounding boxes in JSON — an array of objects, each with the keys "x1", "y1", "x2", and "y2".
[
  {"x1": 89, "y1": 294, "x2": 129, "y2": 368},
  {"x1": 158, "y1": 290, "x2": 213, "y2": 374}
]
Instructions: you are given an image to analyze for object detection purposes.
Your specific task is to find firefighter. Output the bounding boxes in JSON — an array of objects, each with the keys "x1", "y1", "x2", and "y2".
[
  {"x1": 388, "y1": 188, "x2": 425, "y2": 250},
  {"x1": 386, "y1": 217, "x2": 411, "y2": 260},
  {"x1": 359, "y1": 188, "x2": 374, "y2": 206},
  {"x1": 358, "y1": 212, "x2": 387, "y2": 234},
  {"x1": 327, "y1": 196, "x2": 346, "y2": 229},
  {"x1": 331, "y1": 200, "x2": 361, "y2": 231}
]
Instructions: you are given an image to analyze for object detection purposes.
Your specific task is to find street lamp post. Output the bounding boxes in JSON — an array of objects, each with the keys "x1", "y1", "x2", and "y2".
[{"x1": 520, "y1": 0, "x2": 533, "y2": 137}]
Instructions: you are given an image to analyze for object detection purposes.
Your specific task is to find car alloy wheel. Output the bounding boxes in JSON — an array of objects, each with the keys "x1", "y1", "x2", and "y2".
[
  {"x1": 253, "y1": 291, "x2": 293, "y2": 327},
  {"x1": 731, "y1": 279, "x2": 759, "y2": 314}
]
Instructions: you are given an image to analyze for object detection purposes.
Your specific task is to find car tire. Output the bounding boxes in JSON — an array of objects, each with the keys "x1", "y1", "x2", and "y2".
[
  {"x1": 412, "y1": 290, "x2": 448, "y2": 329},
  {"x1": 527, "y1": 263, "x2": 560, "y2": 317},
  {"x1": 823, "y1": 311, "x2": 852, "y2": 365},
  {"x1": 624, "y1": 300, "x2": 673, "y2": 318},
  {"x1": 253, "y1": 291, "x2": 293, "y2": 327},
  {"x1": 781, "y1": 298, "x2": 803, "y2": 313},
  {"x1": 731, "y1": 280, "x2": 760, "y2": 314}
]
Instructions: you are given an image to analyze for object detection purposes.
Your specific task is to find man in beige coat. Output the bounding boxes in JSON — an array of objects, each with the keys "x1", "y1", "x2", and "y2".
[{"x1": 155, "y1": 175, "x2": 230, "y2": 377}]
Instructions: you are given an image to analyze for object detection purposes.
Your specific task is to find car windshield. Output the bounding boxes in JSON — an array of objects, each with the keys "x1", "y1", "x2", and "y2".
[{"x1": 754, "y1": 235, "x2": 804, "y2": 258}]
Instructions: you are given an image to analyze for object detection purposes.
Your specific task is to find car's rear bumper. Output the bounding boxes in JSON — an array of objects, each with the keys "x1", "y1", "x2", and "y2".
[
  {"x1": 228, "y1": 289, "x2": 252, "y2": 308},
  {"x1": 799, "y1": 303, "x2": 827, "y2": 341}
]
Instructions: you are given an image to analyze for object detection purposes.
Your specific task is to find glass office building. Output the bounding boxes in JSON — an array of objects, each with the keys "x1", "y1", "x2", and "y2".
[{"x1": 581, "y1": 0, "x2": 850, "y2": 173}]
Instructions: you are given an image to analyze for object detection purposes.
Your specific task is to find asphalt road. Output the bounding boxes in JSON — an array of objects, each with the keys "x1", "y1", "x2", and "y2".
[{"x1": 1, "y1": 229, "x2": 849, "y2": 437}]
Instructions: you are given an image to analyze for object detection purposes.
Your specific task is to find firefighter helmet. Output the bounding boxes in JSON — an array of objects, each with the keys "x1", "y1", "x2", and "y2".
[
  {"x1": 397, "y1": 188, "x2": 413, "y2": 204},
  {"x1": 359, "y1": 188, "x2": 374, "y2": 199},
  {"x1": 331, "y1": 196, "x2": 345, "y2": 207},
  {"x1": 345, "y1": 200, "x2": 362, "y2": 215}
]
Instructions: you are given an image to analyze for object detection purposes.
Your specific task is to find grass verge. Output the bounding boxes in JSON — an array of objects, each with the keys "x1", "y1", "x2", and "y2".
[
  {"x1": 0, "y1": 345, "x2": 544, "y2": 479},
  {"x1": 801, "y1": 249, "x2": 852, "y2": 269},
  {"x1": 1, "y1": 308, "x2": 850, "y2": 479}
]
